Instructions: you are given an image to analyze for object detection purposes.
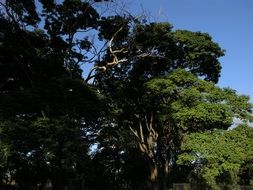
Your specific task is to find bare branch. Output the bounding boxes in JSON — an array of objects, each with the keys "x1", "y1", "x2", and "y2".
[
  {"x1": 139, "y1": 143, "x2": 147, "y2": 153},
  {"x1": 139, "y1": 121, "x2": 144, "y2": 143},
  {"x1": 130, "y1": 125, "x2": 146, "y2": 154},
  {"x1": 97, "y1": 27, "x2": 128, "y2": 72},
  {"x1": 129, "y1": 126, "x2": 140, "y2": 140},
  {"x1": 145, "y1": 115, "x2": 151, "y2": 131}
]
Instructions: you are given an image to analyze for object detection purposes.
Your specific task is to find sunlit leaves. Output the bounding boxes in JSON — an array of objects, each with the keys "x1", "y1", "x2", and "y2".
[
  {"x1": 178, "y1": 124, "x2": 253, "y2": 189},
  {"x1": 144, "y1": 69, "x2": 252, "y2": 131}
]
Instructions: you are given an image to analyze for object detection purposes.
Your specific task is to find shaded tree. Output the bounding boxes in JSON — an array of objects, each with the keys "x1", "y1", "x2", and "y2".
[
  {"x1": 0, "y1": 0, "x2": 109, "y2": 189},
  {"x1": 0, "y1": 1, "x2": 253, "y2": 190}
]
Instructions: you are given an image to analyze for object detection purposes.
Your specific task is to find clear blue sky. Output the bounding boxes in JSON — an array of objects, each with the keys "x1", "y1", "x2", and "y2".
[{"x1": 125, "y1": 0, "x2": 253, "y2": 101}]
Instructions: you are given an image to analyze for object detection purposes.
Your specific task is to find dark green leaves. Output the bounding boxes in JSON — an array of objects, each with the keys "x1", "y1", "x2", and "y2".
[
  {"x1": 5, "y1": 0, "x2": 40, "y2": 25},
  {"x1": 172, "y1": 30, "x2": 224, "y2": 83},
  {"x1": 98, "y1": 15, "x2": 130, "y2": 41},
  {"x1": 43, "y1": 0, "x2": 99, "y2": 36}
]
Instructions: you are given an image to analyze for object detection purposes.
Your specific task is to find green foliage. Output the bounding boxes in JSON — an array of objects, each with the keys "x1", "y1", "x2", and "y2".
[
  {"x1": 144, "y1": 69, "x2": 252, "y2": 131},
  {"x1": 0, "y1": 0, "x2": 107, "y2": 189},
  {"x1": 178, "y1": 124, "x2": 253, "y2": 189},
  {"x1": 142, "y1": 69, "x2": 252, "y2": 189},
  {"x1": 0, "y1": 143, "x2": 8, "y2": 168},
  {"x1": 0, "y1": 1, "x2": 253, "y2": 189},
  {"x1": 98, "y1": 15, "x2": 130, "y2": 41},
  {"x1": 95, "y1": 19, "x2": 252, "y2": 190},
  {"x1": 5, "y1": 0, "x2": 40, "y2": 25},
  {"x1": 42, "y1": 0, "x2": 99, "y2": 36},
  {"x1": 126, "y1": 23, "x2": 224, "y2": 83},
  {"x1": 172, "y1": 30, "x2": 224, "y2": 83}
]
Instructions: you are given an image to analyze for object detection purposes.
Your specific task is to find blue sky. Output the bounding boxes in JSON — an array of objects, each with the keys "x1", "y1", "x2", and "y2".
[{"x1": 125, "y1": 0, "x2": 253, "y2": 101}]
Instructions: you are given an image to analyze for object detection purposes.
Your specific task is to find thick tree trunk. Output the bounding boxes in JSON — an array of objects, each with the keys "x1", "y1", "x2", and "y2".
[
  {"x1": 158, "y1": 160, "x2": 169, "y2": 190},
  {"x1": 157, "y1": 135, "x2": 169, "y2": 190},
  {"x1": 146, "y1": 156, "x2": 158, "y2": 190},
  {"x1": 129, "y1": 113, "x2": 160, "y2": 190}
]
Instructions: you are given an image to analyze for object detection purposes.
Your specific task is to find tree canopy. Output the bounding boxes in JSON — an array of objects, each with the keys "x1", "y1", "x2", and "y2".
[
  {"x1": 0, "y1": 1, "x2": 252, "y2": 190},
  {"x1": 178, "y1": 124, "x2": 253, "y2": 189}
]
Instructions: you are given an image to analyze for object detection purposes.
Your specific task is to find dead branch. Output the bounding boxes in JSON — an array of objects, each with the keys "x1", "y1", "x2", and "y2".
[
  {"x1": 85, "y1": 27, "x2": 128, "y2": 82},
  {"x1": 130, "y1": 124, "x2": 149, "y2": 154},
  {"x1": 104, "y1": 26, "x2": 128, "y2": 69},
  {"x1": 129, "y1": 126, "x2": 140, "y2": 141},
  {"x1": 139, "y1": 121, "x2": 144, "y2": 143}
]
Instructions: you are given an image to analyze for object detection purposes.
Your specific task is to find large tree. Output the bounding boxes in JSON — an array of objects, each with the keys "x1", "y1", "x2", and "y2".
[
  {"x1": 0, "y1": 0, "x2": 111, "y2": 189},
  {"x1": 1, "y1": 1, "x2": 253, "y2": 190},
  {"x1": 95, "y1": 22, "x2": 253, "y2": 190}
]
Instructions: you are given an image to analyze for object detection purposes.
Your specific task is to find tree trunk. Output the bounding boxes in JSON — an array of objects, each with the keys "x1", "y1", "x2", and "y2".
[
  {"x1": 52, "y1": 149, "x2": 65, "y2": 190},
  {"x1": 52, "y1": 174, "x2": 65, "y2": 190},
  {"x1": 147, "y1": 156, "x2": 158, "y2": 190},
  {"x1": 129, "y1": 113, "x2": 159, "y2": 190},
  {"x1": 157, "y1": 135, "x2": 169, "y2": 190},
  {"x1": 158, "y1": 160, "x2": 169, "y2": 190}
]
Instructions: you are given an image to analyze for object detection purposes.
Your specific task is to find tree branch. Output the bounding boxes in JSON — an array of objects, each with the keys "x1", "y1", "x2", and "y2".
[{"x1": 129, "y1": 126, "x2": 140, "y2": 140}]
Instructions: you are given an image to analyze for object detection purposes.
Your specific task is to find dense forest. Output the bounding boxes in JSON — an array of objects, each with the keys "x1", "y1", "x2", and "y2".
[{"x1": 0, "y1": 1, "x2": 253, "y2": 190}]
